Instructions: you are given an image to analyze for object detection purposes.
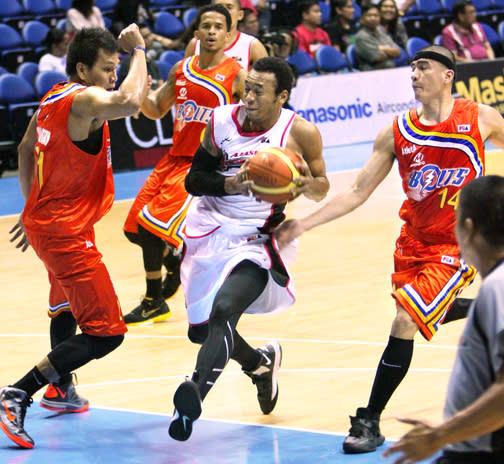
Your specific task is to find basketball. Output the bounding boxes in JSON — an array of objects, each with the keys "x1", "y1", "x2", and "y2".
[{"x1": 247, "y1": 147, "x2": 303, "y2": 204}]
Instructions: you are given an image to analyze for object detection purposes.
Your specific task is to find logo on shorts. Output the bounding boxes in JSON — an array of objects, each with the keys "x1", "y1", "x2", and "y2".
[
  {"x1": 441, "y1": 255, "x2": 455, "y2": 265},
  {"x1": 85, "y1": 240, "x2": 94, "y2": 249}
]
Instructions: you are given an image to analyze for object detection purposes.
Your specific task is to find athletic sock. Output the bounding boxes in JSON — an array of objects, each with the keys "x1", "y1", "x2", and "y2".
[
  {"x1": 146, "y1": 278, "x2": 162, "y2": 300},
  {"x1": 442, "y1": 298, "x2": 473, "y2": 324},
  {"x1": 367, "y1": 335, "x2": 414, "y2": 416},
  {"x1": 13, "y1": 367, "x2": 49, "y2": 397}
]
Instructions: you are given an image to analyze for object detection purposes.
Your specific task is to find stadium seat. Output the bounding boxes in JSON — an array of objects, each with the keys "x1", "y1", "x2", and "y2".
[
  {"x1": 55, "y1": 0, "x2": 73, "y2": 11},
  {"x1": 0, "y1": 73, "x2": 37, "y2": 104},
  {"x1": 183, "y1": 7, "x2": 198, "y2": 28},
  {"x1": 156, "y1": 60, "x2": 171, "y2": 81},
  {"x1": 22, "y1": 20, "x2": 51, "y2": 48},
  {"x1": 440, "y1": 0, "x2": 457, "y2": 11},
  {"x1": 150, "y1": 0, "x2": 180, "y2": 7},
  {"x1": 35, "y1": 70, "x2": 67, "y2": 98},
  {"x1": 286, "y1": 49, "x2": 317, "y2": 75},
  {"x1": 159, "y1": 49, "x2": 184, "y2": 67},
  {"x1": 406, "y1": 36, "x2": 430, "y2": 59},
  {"x1": 473, "y1": 0, "x2": 493, "y2": 10},
  {"x1": 480, "y1": 22, "x2": 500, "y2": 47},
  {"x1": 394, "y1": 46, "x2": 409, "y2": 66},
  {"x1": 346, "y1": 43, "x2": 358, "y2": 69},
  {"x1": 0, "y1": 66, "x2": 8, "y2": 76},
  {"x1": 353, "y1": 1, "x2": 361, "y2": 20},
  {"x1": 319, "y1": 1, "x2": 331, "y2": 25},
  {"x1": 154, "y1": 11, "x2": 185, "y2": 39},
  {"x1": 417, "y1": 0, "x2": 444, "y2": 15},
  {"x1": 434, "y1": 34, "x2": 443, "y2": 45},
  {"x1": 17, "y1": 61, "x2": 39, "y2": 87},
  {"x1": 314, "y1": 45, "x2": 349, "y2": 72},
  {"x1": 23, "y1": 0, "x2": 63, "y2": 28},
  {"x1": 403, "y1": 16, "x2": 432, "y2": 41},
  {"x1": 95, "y1": 0, "x2": 118, "y2": 13},
  {"x1": 56, "y1": 18, "x2": 67, "y2": 30},
  {"x1": 0, "y1": 24, "x2": 36, "y2": 72}
]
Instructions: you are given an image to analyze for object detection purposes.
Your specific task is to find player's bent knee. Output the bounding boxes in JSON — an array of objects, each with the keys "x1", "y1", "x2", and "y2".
[
  {"x1": 391, "y1": 307, "x2": 418, "y2": 337},
  {"x1": 187, "y1": 324, "x2": 208, "y2": 344},
  {"x1": 87, "y1": 334, "x2": 124, "y2": 359},
  {"x1": 124, "y1": 230, "x2": 140, "y2": 245}
]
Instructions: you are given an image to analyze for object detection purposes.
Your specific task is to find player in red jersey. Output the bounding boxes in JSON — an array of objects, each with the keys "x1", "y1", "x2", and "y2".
[
  {"x1": 3, "y1": 25, "x2": 148, "y2": 449},
  {"x1": 122, "y1": 4, "x2": 246, "y2": 325},
  {"x1": 275, "y1": 45, "x2": 504, "y2": 454}
]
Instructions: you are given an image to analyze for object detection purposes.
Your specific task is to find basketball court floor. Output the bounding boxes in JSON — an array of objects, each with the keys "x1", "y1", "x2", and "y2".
[{"x1": 2, "y1": 142, "x2": 501, "y2": 463}]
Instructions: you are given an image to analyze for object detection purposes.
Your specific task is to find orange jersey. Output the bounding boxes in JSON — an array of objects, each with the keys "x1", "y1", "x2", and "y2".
[
  {"x1": 23, "y1": 82, "x2": 114, "y2": 236},
  {"x1": 393, "y1": 98, "x2": 484, "y2": 244},
  {"x1": 170, "y1": 55, "x2": 241, "y2": 158}
]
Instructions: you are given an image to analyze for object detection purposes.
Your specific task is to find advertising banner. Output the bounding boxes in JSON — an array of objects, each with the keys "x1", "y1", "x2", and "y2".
[{"x1": 289, "y1": 67, "x2": 417, "y2": 147}]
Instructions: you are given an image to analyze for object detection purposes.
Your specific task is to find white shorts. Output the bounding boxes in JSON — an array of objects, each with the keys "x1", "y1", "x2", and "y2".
[{"x1": 181, "y1": 222, "x2": 297, "y2": 325}]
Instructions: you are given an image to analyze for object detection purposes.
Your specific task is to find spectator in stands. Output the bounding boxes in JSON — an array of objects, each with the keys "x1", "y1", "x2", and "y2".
[
  {"x1": 139, "y1": 24, "x2": 181, "y2": 59},
  {"x1": 354, "y1": 4, "x2": 401, "y2": 70},
  {"x1": 239, "y1": 8, "x2": 260, "y2": 37},
  {"x1": 326, "y1": 0, "x2": 358, "y2": 53},
  {"x1": 379, "y1": 0, "x2": 408, "y2": 49},
  {"x1": 111, "y1": 0, "x2": 154, "y2": 38},
  {"x1": 293, "y1": 0, "x2": 331, "y2": 58},
  {"x1": 39, "y1": 28, "x2": 69, "y2": 75},
  {"x1": 441, "y1": 0, "x2": 494, "y2": 61},
  {"x1": 66, "y1": 0, "x2": 106, "y2": 38},
  {"x1": 261, "y1": 29, "x2": 297, "y2": 60},
  {"x1": 247, "y1": 0, "x2": 271, "y2": 30}
]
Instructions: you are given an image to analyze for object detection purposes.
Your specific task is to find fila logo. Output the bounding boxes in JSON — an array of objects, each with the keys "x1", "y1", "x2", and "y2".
[
  {"x1": 85, "y1": 240, "x2": 94, "y2": 249},
  {"x1": 441, "y1": 255, "x2": 455, "y2": 265},
  {"x1": 457, "y1": 124, "x2": 471, "y2": 132},
  {"x1": 401, "y1": 144, "x2": 416, "y2": 155}
]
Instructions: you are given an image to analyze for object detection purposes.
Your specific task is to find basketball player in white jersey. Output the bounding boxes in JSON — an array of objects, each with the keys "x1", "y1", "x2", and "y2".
[
  {"x1": 185, "y1": 0, "x2": 268, "y2": 69},
  {"x1": 167, "y1": 57, "x2": 329, "y2": 442}
]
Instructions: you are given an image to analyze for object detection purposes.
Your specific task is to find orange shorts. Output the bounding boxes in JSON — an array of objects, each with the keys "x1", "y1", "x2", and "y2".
[
  {"x1": 27, "y1": 228, "x2": 127, "y2": 337},
  {"x1": 123, "y1": 154, "x2": 193, "y2": 248},
  {"x1": 391, "y1": 230, "x2": 476, "y2": 341}
]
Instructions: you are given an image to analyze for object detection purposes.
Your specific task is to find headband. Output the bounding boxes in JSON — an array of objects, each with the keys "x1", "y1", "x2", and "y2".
[{"x1": 411, "y1": 50, "x2": 455, "y2": 71}]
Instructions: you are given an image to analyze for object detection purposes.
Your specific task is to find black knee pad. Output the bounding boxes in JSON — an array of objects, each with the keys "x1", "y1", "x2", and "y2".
[
  {"x1": 124, "y1": 230, "x2": 140, "y2": 245},
  {"x1": 87, "y1": 334, "x2": 124, "y2": 359},
  {"x1": 187, "y1": 324, "x2": 208, "y2": 344}
]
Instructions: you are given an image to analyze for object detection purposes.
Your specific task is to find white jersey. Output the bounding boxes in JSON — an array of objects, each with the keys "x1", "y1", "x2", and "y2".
[
  {"x1": 181, "y1": 103, "x2": 298, "y2": 325},
  {"x1": 195, "y1": 31, "x2": 255, "y2": 70}
]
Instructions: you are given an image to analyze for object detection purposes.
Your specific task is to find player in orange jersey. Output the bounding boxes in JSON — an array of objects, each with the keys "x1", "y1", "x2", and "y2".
[
  {"x1": 275, "y1": 45, "x2": 504, "y2": 455},
  {"x1": 185, "y1": 0, "x2": 268, "y2": 70},
  {"x1": 122, "y1": 4, "x2": 247, "y2": 325},
  {"x1": 3, "y1": 25, "x2": 148, "y2": 449}
]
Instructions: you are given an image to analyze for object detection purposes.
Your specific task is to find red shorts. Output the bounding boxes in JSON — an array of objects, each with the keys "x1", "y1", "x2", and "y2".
[
  {"x1": 391, "y1": 230, "x2": 476, "y2": 341},
  {"x1": 27, "y1": 228, "x2": 127, "y2": 337},
  {"x1": 123, "y1": 154, "x2": 193, "y2": 248}
]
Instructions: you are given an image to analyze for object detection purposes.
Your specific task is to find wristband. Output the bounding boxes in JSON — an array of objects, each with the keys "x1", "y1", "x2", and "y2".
[{"x1": 131, "y1": 46, "x2": 146, "y2": 55}]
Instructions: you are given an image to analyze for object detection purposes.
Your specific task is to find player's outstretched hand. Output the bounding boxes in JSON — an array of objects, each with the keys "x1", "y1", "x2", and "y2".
[
  {"x1": 226, "y1": 160, "x2": 255, "y2": 197},
  {"x1": 274, "y1": 219, "x2": 306, "y2": 249},
  {"x1": 9, "y1": 216, "x2": 30, "y2": 252},
  {"x1": 118, "y1": 24, "x2": 145, "y2": 54},
  {"x1": 382, "y1": 417, "x2": 441, "y2": 464}
]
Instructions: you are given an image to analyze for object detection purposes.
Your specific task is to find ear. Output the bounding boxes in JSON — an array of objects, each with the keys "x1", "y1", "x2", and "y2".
[
  {"x1": 237, "y1": 9, "x2": 244, "y2": 22},
  {"x1": 194, "y1": 29, "x2": 200, "y2": 41},
  {"x1": 445, "y1": 68, "x2": 455, "y2": 84},
  {"x1": 278, "y1": 89, "x2": 289, "y2": 105},
  {"x1": 76, "y1": 62, "x2": 88, "y2": 83}
]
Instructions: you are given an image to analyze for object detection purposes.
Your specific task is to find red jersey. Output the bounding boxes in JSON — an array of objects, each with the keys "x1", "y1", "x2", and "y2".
[
  {"x1": 393, "y1": 98, "x2": 484, "y2": 244},
  {"x1": 170, "y1": 55, "x2": 241, "y2": 158},
  {"x1": 23, "y1": 82, "x2": 114, "y2": 236}
]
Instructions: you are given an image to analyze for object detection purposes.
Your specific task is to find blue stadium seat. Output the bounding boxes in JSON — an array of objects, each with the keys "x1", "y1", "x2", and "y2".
[
  {"x1": 314, "y1": 45, "x2": 349, "y2": 72},
  {"x1": 0, "y1": 73, "x2": 37, "y2": 104},
  {"x1": 286, "y1": 49, "x2": 317, "y2": 75},
  {"x1": 22, "y1": 20, "x2": 51, "y2": 48},
  {"x1": 35, "y1": 70, "x2": 67, "y2": 98},
  {"x1": 17, "y1": 61, "x2": 39, "y2": 87},
  {"x1": 346, "y1": 43, "x2": 358, "y2": 70},
  {"x1": 159, "y1": 49, "x2": 184, "y2": 67},
  {"x1": 472, "y1": 0, "x2": 493, "y2": 10},
  {"x1": 156, "y1": 60, "x2": 171, "y2": 81},
  {"x1": 55, "y1": 0, "x2": 73, "y2": 11},
  {"x1": 150, "y1": 0, "x2": 180, "y2": 7},
  {"x1": 0, "y1": 24, "x2": 36, "y2": 72},
  {"x1": 0, "y1": 66, "x2": 8, "y2": 76},
  {"x1": 56, "y1": 17, "x2": 67, "y2": 30},
  {"x1": 480, "y1": 22, "x2": 500, "y2": 47},
  {"x1": 440, "y1": 0, "x2": 457, "y2": 11},
  {"x1": 353, "y1": 1, "x2": 361, "y2": 20},
  {"x1": 394, "y1": 46, "x2": 409, "y2": 66},
  {"x1": 154, "y1": 11, "x2": 185, "y2": 39},
  {"x1": 434, "y1": 34, "x2": 443, "y2": 45},
  {"x1": 183, "y1": 7, "x2": 198, "y2": 28},
  {"x1": 0, "y1": 1, "x2": 25, "y2": 17},
  {"x1": 417, "y1": 0, "x2": 444, "y2": 14},
  {"x1": 319, "y1": 1, "x2": 331, "y2": 25},
  {"x1": 22, "y1": 0, "x2": 57, "y2": 15},
  {"x1": 406, "y1": 36, "x2": 430, "y2": 59},
  {"x1": 95, "y1": 0, "x2": 118, "y2": 13}
]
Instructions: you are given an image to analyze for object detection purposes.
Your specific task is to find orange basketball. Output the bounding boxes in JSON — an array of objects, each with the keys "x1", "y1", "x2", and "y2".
[{"x1": 247, "y1": 147, "x2": 303, "y2": 204}]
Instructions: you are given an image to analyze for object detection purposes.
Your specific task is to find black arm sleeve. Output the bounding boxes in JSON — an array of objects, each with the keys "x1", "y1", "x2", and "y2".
[{"x1": 185, "y1": 144, "x2": 228, "y2": 196}]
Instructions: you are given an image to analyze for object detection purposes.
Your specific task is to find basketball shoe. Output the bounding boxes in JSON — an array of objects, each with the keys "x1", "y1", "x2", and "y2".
[
  {"x1": 342, "y1": 407, "x2": 385, "y2": 454},
  {"x1": 0, "y1": 386, "x2": 34, "y2": 448},
  {"x1": 162, "y1": 247, "x2": 181, "y2": 300},
  {"x1": 40, "y1": 374, "x2": 89, "y2": 413},
  {"x1": 244, "y1": 341, "x2": 282, "y2": 414},
  {"x1": 124, "y1": 297, "x2": 171, "y2": 326},
  {"x1": 168, "y1": 380, "x2": 202, "y2": 441}
]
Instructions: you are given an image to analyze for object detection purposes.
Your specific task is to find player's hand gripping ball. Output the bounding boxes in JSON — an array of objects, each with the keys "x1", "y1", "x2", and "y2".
[{"x1": 246, "y1": 147, "x2": 303, "y2": 203}]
